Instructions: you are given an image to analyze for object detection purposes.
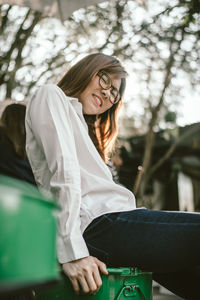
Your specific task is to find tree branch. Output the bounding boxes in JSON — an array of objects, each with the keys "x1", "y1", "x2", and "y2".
[{"x1": 0, "y1": 5, "x2": 12, "y2": 35}]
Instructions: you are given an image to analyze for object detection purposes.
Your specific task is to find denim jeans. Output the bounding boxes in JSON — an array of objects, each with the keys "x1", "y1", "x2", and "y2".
[{"x1": 83, "y1": 209, "x2": 200, "y2": 299}]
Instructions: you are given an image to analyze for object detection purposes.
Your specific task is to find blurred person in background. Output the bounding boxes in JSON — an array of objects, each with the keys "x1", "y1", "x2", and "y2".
[
  {"x1": 107, "y1": 147, "x2": 123, "y2": 183},
  {"x1": 0, "y1": 103, "x2": 36, "y2": 185}
]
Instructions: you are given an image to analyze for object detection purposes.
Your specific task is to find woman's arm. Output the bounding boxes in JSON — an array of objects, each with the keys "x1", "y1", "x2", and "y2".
[{"x1": 26, "y1": 84, "x2": 89, "y2": 262}]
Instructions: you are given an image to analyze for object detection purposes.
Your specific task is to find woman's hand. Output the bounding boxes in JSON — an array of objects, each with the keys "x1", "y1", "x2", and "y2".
[{"x1": 62, "y1": 256, "x2": 108, "y2": 295}]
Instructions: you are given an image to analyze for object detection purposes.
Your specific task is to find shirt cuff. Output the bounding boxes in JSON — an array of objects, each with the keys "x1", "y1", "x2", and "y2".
[{"x1": 56, "y1": 233, "x2": 90, "y2": 263}]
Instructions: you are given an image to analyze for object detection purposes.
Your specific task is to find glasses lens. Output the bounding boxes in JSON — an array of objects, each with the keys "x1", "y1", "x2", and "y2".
[
  {"x1": 110, "y1": 88, "x2": 120, "y2": 104},
  {"x1": 98, "y1": 71, "x2": 121, "y2": 104},
  {"x1": 100, "y1": 73, "x2": 111, "y2": 89}
]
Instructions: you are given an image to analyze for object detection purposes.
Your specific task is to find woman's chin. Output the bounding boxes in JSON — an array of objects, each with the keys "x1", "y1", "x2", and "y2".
[{"x1": 83, "y1": 107, "x2": 99, "y2": 115}]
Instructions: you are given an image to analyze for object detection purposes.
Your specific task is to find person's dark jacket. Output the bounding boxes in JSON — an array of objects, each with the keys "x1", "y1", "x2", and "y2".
[{"x1": 0, "y1": 126, "x2": 36, "y2": 185}]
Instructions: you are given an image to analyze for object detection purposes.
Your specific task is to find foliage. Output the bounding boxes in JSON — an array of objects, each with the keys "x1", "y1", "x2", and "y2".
[
  {"x1": 0, "y1": 1, "x2": 199, "y2": 113},
  {"x1": 0, "y1": 0, "x2": 199, "y2": 203}
]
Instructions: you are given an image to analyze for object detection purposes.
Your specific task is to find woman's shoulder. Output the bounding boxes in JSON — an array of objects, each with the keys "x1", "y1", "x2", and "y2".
[
  {"x1": 27, "y1": 85, "x2": 77, "y2": 118},
  {"x1": 33, "y1": 84, "x2": 73, "y2": 103},
  {"x1": 31, "y1": 84, "x2": 78, "y2": 111},
  {"x1": 35, "y1": 84, "x2": 63, "y2": 96}
]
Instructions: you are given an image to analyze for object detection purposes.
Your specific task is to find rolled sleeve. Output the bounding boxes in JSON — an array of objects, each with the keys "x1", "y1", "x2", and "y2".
[{"x1": 26, "y1": 84, "x2": 89, "y2": 263}]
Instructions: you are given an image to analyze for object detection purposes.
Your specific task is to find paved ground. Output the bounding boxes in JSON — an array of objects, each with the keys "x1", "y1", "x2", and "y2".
[
  {"x1": 154, "y1": 295, "x2": 183, "y2": 300},
  {"x1": 153, "y1": 286, "x2": 183, "y2": 300}
]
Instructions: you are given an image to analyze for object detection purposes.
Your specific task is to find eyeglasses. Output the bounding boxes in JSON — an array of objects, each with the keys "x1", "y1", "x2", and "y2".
[{"x1": 97, "y1": 70, "x2": 121, "y2": 104}]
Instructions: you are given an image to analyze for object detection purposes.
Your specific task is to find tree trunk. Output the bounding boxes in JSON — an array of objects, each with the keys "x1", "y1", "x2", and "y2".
[{"x1": 138, "y1": 28, "x2": 185, "y2": 204}]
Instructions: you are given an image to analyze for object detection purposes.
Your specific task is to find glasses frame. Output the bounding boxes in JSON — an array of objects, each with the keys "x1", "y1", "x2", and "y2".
[{"x1": 97, "y1": 70, "x2": 121, "y2": 104}]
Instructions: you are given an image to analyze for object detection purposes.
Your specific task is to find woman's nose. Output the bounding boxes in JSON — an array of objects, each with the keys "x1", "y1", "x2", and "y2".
[{"x1": 101, "y1": 88, "x2": 111, "y2": 100}]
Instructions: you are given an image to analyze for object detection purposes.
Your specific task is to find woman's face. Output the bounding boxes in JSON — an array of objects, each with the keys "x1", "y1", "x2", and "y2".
[{"x1": 78, "y1": 72, "x2": 121, "y2": 115}]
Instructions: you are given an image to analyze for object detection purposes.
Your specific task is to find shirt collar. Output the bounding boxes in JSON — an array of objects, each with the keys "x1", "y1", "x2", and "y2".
[
  {"x1": 68, "y1": 97, "x2": 88, "y2": 131},
  {"x1": 68, "y1": 97, "x2": 83, "y2": 116}
]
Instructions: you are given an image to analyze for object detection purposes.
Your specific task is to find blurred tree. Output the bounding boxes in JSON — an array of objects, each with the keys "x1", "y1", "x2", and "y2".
[
  {"x1": 0, "y1": 5, "x2": 43, "y2": 99},
  {"x1": 0, "y1": 1, "x2": 199, "y2": 205},
  {"x1": 127, "y1": 0, "x2": 200, "y2": 201},
  {"x1": 1, "y1": 1, "x2": 199, "y2": 102},
  {"x1": 0, "y1": 4, "x2": 73, "y2": 100}
]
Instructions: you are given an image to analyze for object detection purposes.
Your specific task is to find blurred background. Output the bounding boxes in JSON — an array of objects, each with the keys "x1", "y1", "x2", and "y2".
[{"x1": 0, "y1": 0, "x2": 200, "y2": 211}]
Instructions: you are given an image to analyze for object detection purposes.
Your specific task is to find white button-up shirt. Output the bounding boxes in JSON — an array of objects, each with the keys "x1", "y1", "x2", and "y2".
[{"x1": 25, "y1": 84, "x2": 136, "y2": 263}]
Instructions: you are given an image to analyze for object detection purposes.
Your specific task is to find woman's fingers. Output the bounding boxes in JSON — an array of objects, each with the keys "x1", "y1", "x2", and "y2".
[
  {"x1": 80, "y1": 259, "x2": 100, "y2": 294},
  {"x1": 94, "y1": 257, "x2": 108, "y2": 275},
  {"x1": 86, "y1": 263, "x2": 102, "y2": 294},
  {"x1": 70, "y1": 263, "x2": 98, "y2": 295},
  {"x1": 80, "y1": 272, "x2": 97, "y2": 294},
  {"x1": 92, "y1": 267, "x2": 102, "y2": 291},
  {"x1": 62, "y1": 256, "x2": 108, "y2": 295},
  {"x1": 69, "y1": 277, "x2": 80, "y2": 295},
  {"x1": 78, "y1": 275, "x2": 91, "y2": 294}
]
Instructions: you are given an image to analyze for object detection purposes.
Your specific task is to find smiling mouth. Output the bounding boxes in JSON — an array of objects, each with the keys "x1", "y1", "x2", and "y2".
[{"x1": 93, "y1": 94, "x2": 103, "y2": 107}]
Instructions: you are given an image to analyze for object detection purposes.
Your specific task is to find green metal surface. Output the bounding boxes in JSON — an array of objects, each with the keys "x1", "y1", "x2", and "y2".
[
  {"x1": 0, "y1": 176, "x2": 59, "y2": 288},
  {"x1": 34, "y1": 268, "x2": 152, "y2": 300}
]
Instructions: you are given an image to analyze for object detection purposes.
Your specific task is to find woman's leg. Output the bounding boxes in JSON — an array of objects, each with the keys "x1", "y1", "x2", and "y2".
[{"x1": 83, "y1": 209, "x2": 200, "y2": 299}]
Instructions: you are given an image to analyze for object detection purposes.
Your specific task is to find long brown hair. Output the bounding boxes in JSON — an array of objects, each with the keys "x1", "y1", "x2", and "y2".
[
  {"x1": 58, "y1": 53, "x2": 128, "y2": 161},
  {"x1": 0, "y1": 103, "x2": 26, "y2": 158}
]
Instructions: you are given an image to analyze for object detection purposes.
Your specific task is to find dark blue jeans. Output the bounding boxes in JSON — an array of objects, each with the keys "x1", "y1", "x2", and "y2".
[{"x1": 83, "y1": 209, "x2": 200, "y2": 299}]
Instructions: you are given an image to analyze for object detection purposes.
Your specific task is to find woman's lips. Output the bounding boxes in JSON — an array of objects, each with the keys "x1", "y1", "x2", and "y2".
[{"x1": 93, "y1": 94, "x2": 103, "y2": 107}]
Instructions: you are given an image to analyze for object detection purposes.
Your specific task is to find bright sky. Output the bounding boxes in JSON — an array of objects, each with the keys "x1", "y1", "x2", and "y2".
[
  {"x1": 177, "y1": 92, "x2": 200, "y2": 125},
  {"x1": 125, "y1": 72, "x2": 200, "y2": 127}
]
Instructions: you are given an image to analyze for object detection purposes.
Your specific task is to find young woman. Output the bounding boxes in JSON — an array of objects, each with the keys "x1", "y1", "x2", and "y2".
[{"x1": 26, "y1": 53, "x2": 200, "y2": 299}]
